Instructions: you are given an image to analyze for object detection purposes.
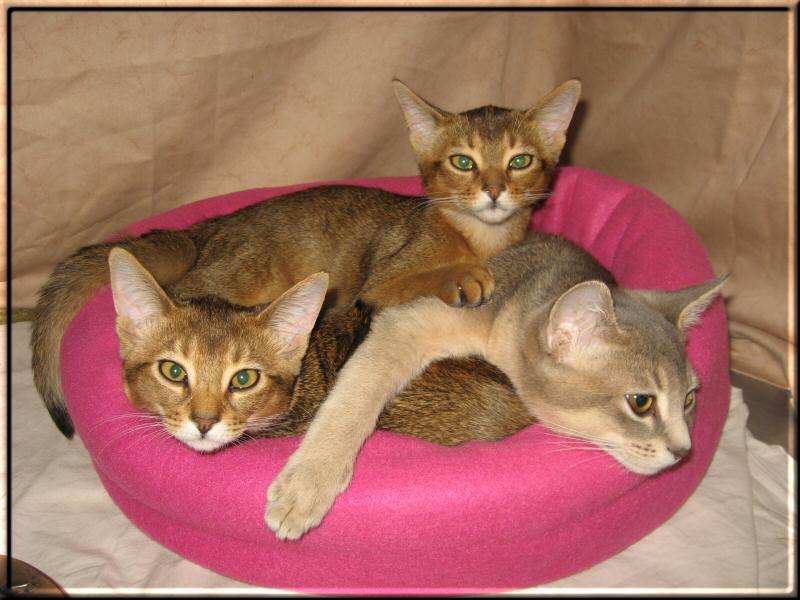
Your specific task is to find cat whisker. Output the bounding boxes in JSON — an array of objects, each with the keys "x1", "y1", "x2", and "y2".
[
  {"x1": 414, "y1": 198, "x2": 464, "y2": 211},
  {"x1": 424, "y1": 192, "x2": 463, "y2": 198},
  {"x1": 540, "y1": 447, "x2": 613, "y2": 458},
  {"x1": 541, "y1": 438, "x2": 617, "y2": 449},
  {"x1": 535, "y1": 418, "x2": 620, "y2": 448},
  {"x1": 564, "y1": 453, "x2": 614, "y2": 472},
  {"x1": 119, "y1": 424, "x2": 172, "y2": 454},
  {"x1": 114, "y1": 428, "x2": 169, "y2": 454},
  {"x1": 538, "y1": 428, "x2": 609, "y2": 446},
  {"x1": 517, "y1": 191, "x2": 551, "y2": 198},
  {"x1": 545, "y1": 436, "x2": 622, "y2": 450},
  {"x1": 88, "y1": 412, "x2": 160, "y2": 431},
  {"x1": 604, "y1": 458, "x2": 627, "y2": 473},
  {"x1": 230, "y1": 432, "x2": 258, "y2": 448},
  {"x1": 245, "y1": 415, "x2": 282, "y2": 430},
  {"x1": 541, "y1": 440, "x2": 614, "y2": 451},
  {"x1": 517, "y1": 194, "x2": 552, "y2": 207},
  {"x1": 96, "y1": 421, "x2": 167, "y2": 457}
]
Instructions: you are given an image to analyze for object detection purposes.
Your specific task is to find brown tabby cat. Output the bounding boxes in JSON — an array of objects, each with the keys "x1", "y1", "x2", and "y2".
[
  {"x1": 31, "y1": 78, "x2": 581, "y2": 438},
  {"x1": 109, "y1": 248, "x2": 528, "y2": 452},
  {"x1": 264, "y1": 232, "x2": 726, "y2": 540}
]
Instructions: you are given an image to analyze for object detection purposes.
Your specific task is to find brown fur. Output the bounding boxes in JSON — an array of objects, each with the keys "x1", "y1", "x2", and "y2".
[
  {"x1": 263, "y1": 302, "x2": 532, "y2": 446},
  {"x1": 32, "y1": 79, "x2": 581, "y2": 438},
  {"x1": 111, "y1": 250, "x2": 331, "y2": 453},
  {"x1": 109, "y1": 249, "x2": 529, "y2": 451}
]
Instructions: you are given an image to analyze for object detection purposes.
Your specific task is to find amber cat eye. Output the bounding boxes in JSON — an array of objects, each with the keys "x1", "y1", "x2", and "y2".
[
  {"x1": 159, "y1": 360, "x2": 188, "y2": 384},
  {"x1": 684, "y1": 390, "x2": 696, "y2": 410},
  {"x1": 508, "y1": 154, "x2": 533, "y2": 170},
  {"x1": 625, "y1": 393, "x2": 655, "y2": 415},
  {"x1": 449, "y1": 155, "x2": 476, "y2": 171},
  {"x1": 230, "y1": 369, "x2": 260, "y2": 391}
]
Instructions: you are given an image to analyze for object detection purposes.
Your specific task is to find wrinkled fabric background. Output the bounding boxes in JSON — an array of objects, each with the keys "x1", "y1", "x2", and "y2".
[{"x1": 8, "y1": 10, "x2": 793, "y2": 393}]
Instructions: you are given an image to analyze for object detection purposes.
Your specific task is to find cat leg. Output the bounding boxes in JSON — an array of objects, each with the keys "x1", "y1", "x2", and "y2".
[
  {"x1": 360, "y1": 262, "x2": 495, "y2": 308},
  {"x1": 264, "y1": 298, "x2": 492, "y2": 540},
  {"x1": 168, "y1": 267, "x2": 293, "y2": 307}
]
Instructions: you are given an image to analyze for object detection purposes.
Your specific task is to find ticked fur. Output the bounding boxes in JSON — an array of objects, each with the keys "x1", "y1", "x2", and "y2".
[
  {"x1": 110, "y1": 248, "x2": 329, "y2": 453},
  {"x1": 31, "y1": 78, "x2": 581, "y2": 439},
  {"x1": 265, "y1": 233, "x2": 726, "y2": 540},
  {"x1": 105, "y1": 250, "x2": 527, "y2": 453}
]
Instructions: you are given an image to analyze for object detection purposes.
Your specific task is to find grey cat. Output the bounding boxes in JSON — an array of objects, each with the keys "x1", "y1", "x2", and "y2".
[{"x1": 264, "y1": 231, "x2": 726, "y2": 540}]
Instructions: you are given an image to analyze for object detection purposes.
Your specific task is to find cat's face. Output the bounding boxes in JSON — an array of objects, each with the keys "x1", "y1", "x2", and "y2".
[
  {"x1": 519, "y1": 278, "x2": 724, "y2": 475},
  {"x1": 108, "y1": 249, "x2": 328, "y2": 453},
  {"x1": 394, "y1": 80, "x2": 581, "y2": 225}
]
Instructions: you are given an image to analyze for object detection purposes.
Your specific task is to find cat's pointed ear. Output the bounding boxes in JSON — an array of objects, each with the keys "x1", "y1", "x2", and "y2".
[
  {"x1": 627, "y1": 276, "x2": 728, "y2": 335},
  {"x1": 393, "y1": 79, "x2": 451, "y2": 154},
  {"x1": 545, "y1": 280, "x2": 619, "y2": 363},
  {"x1": 259, "y1": 272, "x2": 329, "y2": 361},
  {"x1": 526, "y1": 79, "x2": 581, "y2": 158},
  {"x1": 109, "y1": 248, "x2": 174, "y2": 338}
]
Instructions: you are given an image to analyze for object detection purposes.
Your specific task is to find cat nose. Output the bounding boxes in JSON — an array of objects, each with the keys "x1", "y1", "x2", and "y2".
[
  {"x1": 193, "y1": 415, "x2": 219, "y2": 435},
  {"x1": 668, "y1": 445, "x2": 691, "y2": 460},
  {"x1": 484, "y1": 185, "x2": 505, "y2": 202}
]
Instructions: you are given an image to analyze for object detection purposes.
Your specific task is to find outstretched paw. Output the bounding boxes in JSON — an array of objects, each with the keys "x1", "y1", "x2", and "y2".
[
  {"x1": 265, "y1": 457, "x2": 353, "y2": 540},
  {"x1": 437, "y1": 264, "x2": 495, "y2": 307}
]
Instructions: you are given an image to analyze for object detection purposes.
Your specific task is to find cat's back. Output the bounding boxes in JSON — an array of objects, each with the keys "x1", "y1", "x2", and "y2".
[
  {"x1": 226, "y1": 185, "x2": 425, "y2": 231},
  {"x1": 488, "y1": 232, "x2": 615, "y2": 307}
]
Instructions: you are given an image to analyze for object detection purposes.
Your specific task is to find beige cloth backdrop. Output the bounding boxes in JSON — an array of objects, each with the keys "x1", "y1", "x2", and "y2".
[{"x1": 9, "y1": 10, "x2": 793, "y2": 393}]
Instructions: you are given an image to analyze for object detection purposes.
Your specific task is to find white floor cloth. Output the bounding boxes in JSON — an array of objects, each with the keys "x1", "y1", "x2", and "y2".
[{"x1": 3, "y1": 322, "x2": 796, "y2": 594}]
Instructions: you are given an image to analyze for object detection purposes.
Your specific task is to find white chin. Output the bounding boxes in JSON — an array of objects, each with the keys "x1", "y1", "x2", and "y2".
[
  {"x1": 476, "y1": 206, "x2": 513, "y2": 224},
  {"x1": 616, "y1": 456, "x2": 677, "y2": 476},
  {"x1": 181, "y1": 437, "x2": 229, "y2": 453}
]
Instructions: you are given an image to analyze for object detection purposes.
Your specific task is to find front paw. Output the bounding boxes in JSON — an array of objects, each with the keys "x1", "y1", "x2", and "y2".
[
  {"x1": 438, "y1": 264, "x2": 495, "y2": 307},
  {"x1": 265, "y1": 457, "x2": 353, "y2": 540}
]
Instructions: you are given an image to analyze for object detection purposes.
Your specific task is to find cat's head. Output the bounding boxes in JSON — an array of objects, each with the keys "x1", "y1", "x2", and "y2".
[
  {"x1": 394, "y1": 79, "x2": 581, "y2": 225},
  {"x1": 520, "y1": 276, "x2": 726, "y2": 475},
  {"x1": 108, "y1": 248, "x2": 328, "y2": 453}
]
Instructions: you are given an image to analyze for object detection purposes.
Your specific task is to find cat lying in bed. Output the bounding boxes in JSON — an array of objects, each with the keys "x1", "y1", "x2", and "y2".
[
  {"x1": 104, "y1": 231, "x2": 723, "y2": 542},
  {"x1": 264, "y1": 231, "x2": 726, "y2": 540},
  {"x1": 32, "y1": 78, "x2": 581, "y2": 439},
  {"x1": 107, "y1": 248, "x2": 531, "y2": 452}
]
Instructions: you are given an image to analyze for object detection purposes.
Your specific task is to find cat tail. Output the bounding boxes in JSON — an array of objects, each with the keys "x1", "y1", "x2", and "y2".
[{"x1": 31, "y1": 228, "x2": 200, "y2": 438}]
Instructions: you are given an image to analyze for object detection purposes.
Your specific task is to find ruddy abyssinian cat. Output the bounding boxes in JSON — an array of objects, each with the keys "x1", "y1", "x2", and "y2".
[
  {"x1": 31, "y1": 78, "x2": 581, "y2": 438},
  {"x1": 107, "y1": 248, "x2": 529, "y2": 453},
  {"x1": 263, "y1": 231, "x2": 726, "y2": 540}
]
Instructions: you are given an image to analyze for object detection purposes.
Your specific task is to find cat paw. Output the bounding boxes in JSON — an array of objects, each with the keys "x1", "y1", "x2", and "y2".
[
  {"x1": 265, "y1": 456, "x2": 353, "y2": 540},
  {"x1": 438, "y1": 264, "x2": 495, "y2": 307}
]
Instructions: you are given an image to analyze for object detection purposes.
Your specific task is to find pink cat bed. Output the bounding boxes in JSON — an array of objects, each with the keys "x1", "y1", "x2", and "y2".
[{"x1": 61, "y1": 167, "x2": 729, "y2": 594}]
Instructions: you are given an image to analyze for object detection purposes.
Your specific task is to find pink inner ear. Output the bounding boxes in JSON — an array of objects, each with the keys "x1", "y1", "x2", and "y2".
[
  {"x1": 110, "y1": 271, "x2": 166, "y2": 329},
  {"x1": 546, "y1": 282, "x2": 615, "y2": 356},
  {"x1": 268, "y1": 277, "x2": 328, "y2": 354},
  {"x1": 531, "y1": 85, "x2": 580, "y2": 145}
]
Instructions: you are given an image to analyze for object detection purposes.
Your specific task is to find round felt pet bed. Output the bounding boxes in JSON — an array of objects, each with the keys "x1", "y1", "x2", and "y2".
[{"x1": 61, "y1": 167, "x2": 730, "y2": 594}]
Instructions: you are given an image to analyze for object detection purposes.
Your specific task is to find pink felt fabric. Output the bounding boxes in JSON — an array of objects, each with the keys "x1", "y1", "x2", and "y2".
[{"x1": 61, "y1": 167, "x2": 730, "y2": 593}]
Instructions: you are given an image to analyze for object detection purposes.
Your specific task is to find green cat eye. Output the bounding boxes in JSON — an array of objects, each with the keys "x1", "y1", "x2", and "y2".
[
  {"x1": 508, "y1": 154, "x2": 533, "y2": 170},
  {"x1": 625, "y1": 393, "x2": 655, "y2": 415},
  {"x1": 230, "y1": 369, "x2": 260, "y2": 391},
  {"x1": 449, "y1": 154, "x2": 476, "y2": 171},
  {"x1": 159, "y1": 360, "x2": 187, "y2": 384},
  {"x1": 684, "y1": 390, "x2": 696, "y2": 411}
]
